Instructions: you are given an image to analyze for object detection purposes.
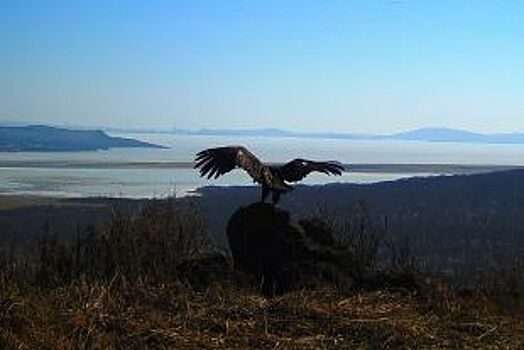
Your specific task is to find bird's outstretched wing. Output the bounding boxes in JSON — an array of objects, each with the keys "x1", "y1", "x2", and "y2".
[
  {"x1": 194, "y1": 146, "x2": 266, "y2": 183},
  {"x1": 279, "y1": 159, "x2": 344, "y2": 182}
]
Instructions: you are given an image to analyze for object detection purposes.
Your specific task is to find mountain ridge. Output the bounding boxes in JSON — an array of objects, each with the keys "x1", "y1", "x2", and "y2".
[
  {"x1": 108, "y1": 126, "x2": 524, "y2": 144},
  {"x1": 3, "y1": 123, "x2": 524, "y2": 145},
  {"x1": 0, "y1": 125, "x2": 166, "y2": 151}
]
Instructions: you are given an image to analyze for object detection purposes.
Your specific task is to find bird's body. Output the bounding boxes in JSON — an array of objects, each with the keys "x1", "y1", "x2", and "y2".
[{"x1": 194, "y1": 146, "x2": 344, "y2": 204}]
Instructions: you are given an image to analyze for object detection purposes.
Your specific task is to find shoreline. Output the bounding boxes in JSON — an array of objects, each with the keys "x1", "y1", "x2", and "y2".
[
  {"x1": 1, "y1": 161, "x2": 522, "y2": 174},
  {"x1": 0, "y1": 165, "x2": 521, "y2": 204}
]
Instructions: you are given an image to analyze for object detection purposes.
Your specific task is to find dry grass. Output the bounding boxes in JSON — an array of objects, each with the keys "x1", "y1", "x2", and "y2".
[
  {"x1": 1, "y1": 280, "x2": 522, "y2": 349},
  {"x1": 1, "y1": 198, "x2": 523, "y2": 349}
]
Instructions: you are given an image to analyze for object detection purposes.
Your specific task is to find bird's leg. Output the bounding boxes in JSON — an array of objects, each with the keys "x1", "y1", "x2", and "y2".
[
  {"x1": 261, "y1": 186, "x2": 270, "y2": 203},
  {"x1": 272, "y1": 191, "x2": 281, "y2": 205}
]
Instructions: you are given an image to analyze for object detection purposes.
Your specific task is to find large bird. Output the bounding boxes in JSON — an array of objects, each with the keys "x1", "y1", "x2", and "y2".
[{"x1": 194, "y1": 146, "x2": 345, "y2": 204}]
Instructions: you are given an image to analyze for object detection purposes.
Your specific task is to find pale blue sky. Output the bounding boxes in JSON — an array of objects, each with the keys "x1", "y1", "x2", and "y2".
[{"x1": 1, "y1": 1, "x2": 523, "y2": 133}]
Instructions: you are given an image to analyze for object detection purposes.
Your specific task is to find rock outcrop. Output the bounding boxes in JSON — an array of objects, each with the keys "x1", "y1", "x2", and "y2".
[{"x1": 226, "y1": 203, "x2": 354, "y2": 295}]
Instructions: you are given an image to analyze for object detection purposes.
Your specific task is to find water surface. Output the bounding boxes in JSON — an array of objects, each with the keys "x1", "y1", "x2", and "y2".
[{"x1": 1, "y1": 134, "x2": 523, "y2": 198}]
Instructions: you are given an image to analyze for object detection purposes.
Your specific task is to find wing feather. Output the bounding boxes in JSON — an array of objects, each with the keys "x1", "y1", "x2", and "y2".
[
  {"x1": 279, "y1": 159, "x2": 344, "y2": 182},
  {"x1": 194, "y1": 146, "x2": 267, "y2": 183}
]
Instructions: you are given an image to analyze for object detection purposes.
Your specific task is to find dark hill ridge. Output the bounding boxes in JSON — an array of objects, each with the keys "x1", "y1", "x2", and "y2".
[
  {"x1": 0, "y1": 169, "x2": 523, "y2": 285},
  {"x1": 193, "y1": 169, "x2": 524, "y2": 283},
  {"x1": 0, "y1": 125, "x2": 165, "y2": 151}
]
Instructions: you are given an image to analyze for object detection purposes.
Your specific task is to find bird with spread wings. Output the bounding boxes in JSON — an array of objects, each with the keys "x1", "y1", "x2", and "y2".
[{"x1": 194, "y1": 146, "x2": 345, "y2": 204}]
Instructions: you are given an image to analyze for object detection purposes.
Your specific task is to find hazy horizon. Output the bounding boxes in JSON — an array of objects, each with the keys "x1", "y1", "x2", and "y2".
[
  {"x1": 1, "y1": 1, "x2": 524, "y2": 134},
  {"x1": 5, "y1": 122, "x2": 524, "y2": 137}
]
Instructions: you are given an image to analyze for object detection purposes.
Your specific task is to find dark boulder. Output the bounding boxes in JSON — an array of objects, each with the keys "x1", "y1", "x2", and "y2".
[{"x1": 226, "y1": 203, "x2": 354, "y2": 295}]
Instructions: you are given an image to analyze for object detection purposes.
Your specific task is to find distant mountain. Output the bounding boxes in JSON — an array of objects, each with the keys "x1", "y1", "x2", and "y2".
[
  {"x1": 173, "y1": 128, "x2": 300, "y2": 137},
  {"x1": 389, "y1": 127, "x2": 524, "y2": 143},
  {"x1": 173, "y1": 127, "x2": 524, "y2": 144},
  {"x1": 144, "y1": 126, "x2": 524, "y2": 144},
  {"x1": 108, "y1": 126, "x2": 367, "y2": 139},
  {"x1": 5, "y1": 123, "x2": 524, "y2": 145},
  {"x1": 0, "y1": 125, "x2": 166, "y2": 151}
]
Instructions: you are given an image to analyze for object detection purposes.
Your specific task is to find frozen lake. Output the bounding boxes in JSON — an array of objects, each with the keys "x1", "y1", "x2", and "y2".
[{"x1": 1, "y1": 133, "x2": 523, "y2": 198}]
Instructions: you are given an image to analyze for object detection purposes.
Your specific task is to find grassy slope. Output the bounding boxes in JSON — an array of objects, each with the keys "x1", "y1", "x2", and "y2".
[
  {"x1": 0, "y1": 192, "x2": 523, "y2": 349},
  {"x1": 1, "y1": 282, "x2": 522, "y2": 349}
]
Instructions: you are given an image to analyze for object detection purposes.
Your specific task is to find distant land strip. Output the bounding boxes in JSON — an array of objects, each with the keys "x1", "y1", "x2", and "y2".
[
  {"x1": 0, "y1": 125, "x2": 165, "y2": 151},
  {"x1": 104, "y1": 126, "x2": 524, "y2": 144},
  {"x1": 1, "y1": 161, "x2": 522, "y2": 174}
]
